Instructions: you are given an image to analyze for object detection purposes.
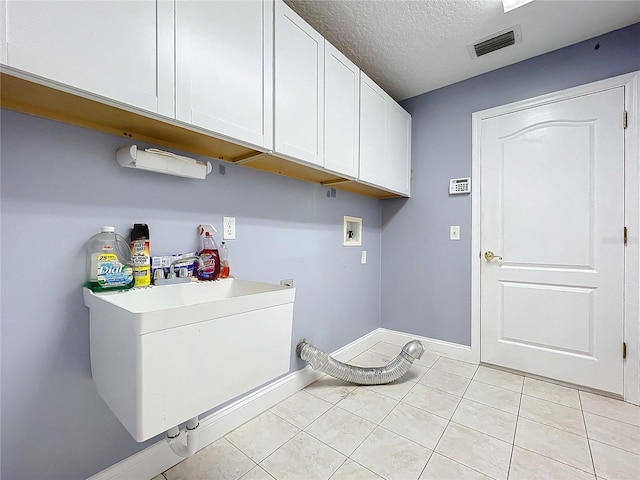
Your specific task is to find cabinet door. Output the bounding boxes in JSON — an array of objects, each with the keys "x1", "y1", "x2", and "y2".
[
  {"x1": 2, "y1": 0, "x2": 174, "y2": 117},
  {"x1": 274, "y1": 0, "x2": 324, "y2": 166},
  {"x1": 324, "y1": 41, "x2": 360, "y2": 178},
  {"x1": 176, "y1": 0, "x2": 273, "y2": 150},
  {"x1": 359, "y1": 73, "x2": 387, "y2": 187},
  {"x1": 386, "y1": 102, "x2": 411, "y2": 195}
]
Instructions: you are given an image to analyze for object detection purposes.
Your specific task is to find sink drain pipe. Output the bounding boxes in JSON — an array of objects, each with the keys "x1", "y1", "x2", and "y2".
[
  {"x1": 296, "y1": 339, "x2": 425, "y2": 385},
  {"x1": 167, "y1": 416, "x2": 199, "y2": 458}
]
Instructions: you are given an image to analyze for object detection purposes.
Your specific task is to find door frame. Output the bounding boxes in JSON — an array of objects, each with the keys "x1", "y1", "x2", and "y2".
[{"x1": 471, "y1": 71, "x2": 640, "y2": 405}]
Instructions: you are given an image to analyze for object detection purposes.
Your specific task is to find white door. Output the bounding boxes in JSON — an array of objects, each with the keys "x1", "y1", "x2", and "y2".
[
  {"x1": 480, "y1": 87, "x2": 625, "y2": 394},
  {"x1": 3, "y1": 0, "x2": 174, "y2": 116},
  {"x1": 175, "y1": 0, "x2": 272, "y2": 149}
]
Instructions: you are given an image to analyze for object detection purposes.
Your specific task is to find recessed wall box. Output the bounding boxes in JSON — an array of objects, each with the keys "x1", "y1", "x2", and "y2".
[
  {"x1": 344, "y1": 216, "x2": 362, "y2": 246},
  {"x1": 116, "y1": 145, "x2": 213, "y2": 179}
]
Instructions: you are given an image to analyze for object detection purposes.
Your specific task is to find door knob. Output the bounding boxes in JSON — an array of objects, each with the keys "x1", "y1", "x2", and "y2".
[{"x1": 484, "y1": 251, "x2": 503, "y2": 262}]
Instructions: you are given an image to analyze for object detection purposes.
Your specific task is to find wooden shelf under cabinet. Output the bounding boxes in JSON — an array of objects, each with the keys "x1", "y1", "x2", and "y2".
[{"x1": 0, "y1": 70, "x2": 403, "y2": 199}]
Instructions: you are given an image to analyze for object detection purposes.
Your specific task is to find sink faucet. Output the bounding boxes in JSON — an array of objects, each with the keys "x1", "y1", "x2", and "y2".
[
  {"x1": 169, "y1": 255, "x2": 200, "y2": 278},
  {"x1": 153, "y1": 255, "x2": 200, "y2": 286}
]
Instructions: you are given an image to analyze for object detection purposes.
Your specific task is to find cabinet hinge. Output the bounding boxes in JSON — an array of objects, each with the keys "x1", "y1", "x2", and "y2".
[
  {"x1": 624, "y1": 226, "x2": 628, "y2": 245},
  {"x1": 623, "y1": 111, "x2": 628, "y2": 129},
  {"x1": 623, "y1": 342, "x2": 627, "y2": 360}
]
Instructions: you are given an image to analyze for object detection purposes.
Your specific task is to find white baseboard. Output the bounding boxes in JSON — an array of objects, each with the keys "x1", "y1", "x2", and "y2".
[
  {"x1": 375, "y1": 328, "x2": 477, "y2": 364},
  {"x1": 88, "y1": 329, "x2": 381, "y2": 480}
]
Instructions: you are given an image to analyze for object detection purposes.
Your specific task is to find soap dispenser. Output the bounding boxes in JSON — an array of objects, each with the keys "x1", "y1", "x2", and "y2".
[{"x1": 85, "y1": 226, "x2": 134, "y2": 292}]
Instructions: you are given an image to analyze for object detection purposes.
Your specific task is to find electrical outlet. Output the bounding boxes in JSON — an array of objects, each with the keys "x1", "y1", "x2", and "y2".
[
  {"x1": 361, "y1": 250, "x2": 367, "y2": 264},
  {"x1": 223, "y1": 217, "x2": 236, "y2": 240},
  {"x1": 450, "y1": 226, "x2": 460, "y2": 240}
]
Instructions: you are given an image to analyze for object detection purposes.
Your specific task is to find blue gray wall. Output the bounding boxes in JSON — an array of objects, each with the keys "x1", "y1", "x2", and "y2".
[
  {"x1": 0, "y1": 110, "x2": 381, "y2": 479},
  {"x1": 381, "y1": 23, "x2": 640, "y2": 345}
]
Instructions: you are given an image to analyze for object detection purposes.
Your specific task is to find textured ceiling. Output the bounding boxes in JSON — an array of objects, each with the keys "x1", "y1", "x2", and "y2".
[{"x1": 286, "y1": 0, "x2": 640, "y2": 100}]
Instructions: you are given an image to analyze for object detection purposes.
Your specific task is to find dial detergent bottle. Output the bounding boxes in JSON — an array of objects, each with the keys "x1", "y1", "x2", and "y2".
[
  {"x1": 197, "y1": 224, "x2": 220, "y2": 281},
  {"x1": 85, "y1": 226, "x2": 134, "y2": 292}
]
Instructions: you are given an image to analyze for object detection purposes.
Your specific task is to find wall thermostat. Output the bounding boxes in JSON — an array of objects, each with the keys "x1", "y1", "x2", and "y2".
[{"x1": 449, "y1": 177, "x2": 471, "y2": 194}]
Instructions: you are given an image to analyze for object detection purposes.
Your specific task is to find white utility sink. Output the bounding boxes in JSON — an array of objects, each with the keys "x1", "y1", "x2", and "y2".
[{"x1": 83, "y1": 278, "x2": 295, "y2": 441}]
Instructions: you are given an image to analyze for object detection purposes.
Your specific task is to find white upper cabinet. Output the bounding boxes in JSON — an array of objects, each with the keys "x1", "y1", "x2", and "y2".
[
  {"x1": 2, "y1": 0, "x2": 174, "y2": 117},
  {"x1": 324, "y1": 41, "x2": 360, "y2": 179},
  {"x1": 175, "y1": 0, "x2": 273, "y2": 150},
  {"x1": 274, "y1": 0, "x2": 324, "y2": 167},
  {"x1": 359, "y1": 73, "x2": 411, "y2": 196},
  {"x1": 359, "y1": 74, "x2": 388, "y2": 188},
  {"x1": 385, "y1": 101, "x2": 411, "y2": 195}
]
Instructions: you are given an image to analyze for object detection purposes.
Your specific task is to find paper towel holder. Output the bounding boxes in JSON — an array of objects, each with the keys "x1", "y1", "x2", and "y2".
[{"x1": 116, "y1": 145, "x2": 212, "y2": 180}]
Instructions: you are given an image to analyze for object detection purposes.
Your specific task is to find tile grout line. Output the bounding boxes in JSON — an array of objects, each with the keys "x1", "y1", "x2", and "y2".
[
  {"x1": 226, "y1": 438, "x2": 260, "y2": 480},
  {"x1": 239, "y1": 465, "x2": 275, "y2": 480},
  {"x1": 327, "y1": 457, "x2": 382, "y2": 480},
  {"x1": 581, "y1": 408, "x2": 640, "y2": 427},
  {"x1": 257, "y1": 428, "x2": 344, "y2": 480},
  {"x1": 579, "y1": 391, "x2": 598, "y2": 477},
  {"x1": 266, "y1": 395, "x2": 314, "y2": 431},
  {"x1": 520, "y1": 391, "x2": 582, "y2": 411},
  {"x1": 510, "y1": 445, "x2": 597, "y2": 477},
  {"x1": 352, "y1": 351, "x2": 443, "y2": 479},
  {"x1": 300, "y1": 404, "x2": 371, "y2": 462},
  {"x1": 227, "y1": 428, "x2": 299, "y2": 467},
  {"x1": 461, "y1": 373, "x2": 524, "y2": 416},
  {"x1": 429, "y1": 452, "x2": 497, "y2": 479},
  {"x1": 420, "y1": 363, "x2": 515, "y2": 480},
  {"x1": 325, "y1": 456, "x2": 349, "y2": 480},
  {"x1": 508, "y1": 392, "x2": 604, "y2": 478},
  {"x1": 413, "y1": 359, "x2": 445, "y2": 480},
  {"x1": 506, "y1": 377, "x2": 524, "y2": 479},
  {"x1": 417, "y1": 362, "x2": 479, "y2": 478},
  {"x1": 510, "y1": 414, "x2": 601, "y2": 475}
]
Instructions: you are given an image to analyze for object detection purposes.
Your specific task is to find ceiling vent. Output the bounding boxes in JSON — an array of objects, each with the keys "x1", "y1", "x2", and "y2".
[{"x1": 468, "y1": 25, "x2": 522, "y2": 59}]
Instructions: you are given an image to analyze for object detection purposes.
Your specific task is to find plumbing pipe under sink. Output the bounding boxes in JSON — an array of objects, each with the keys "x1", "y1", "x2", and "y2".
[{"x1": 167, "y1": 416, "x2": 199, "y2": 458}]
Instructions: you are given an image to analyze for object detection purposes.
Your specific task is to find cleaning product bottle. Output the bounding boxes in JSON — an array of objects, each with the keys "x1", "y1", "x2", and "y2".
[
  {"x1": 197, "y1": 224, "x2": 220, "y2": 281},
  {"x1": 85, "y1": 226, "x2": 134, "y2": 292},
  {"x1": 130, "y1": 223, "x2": 150, "y2": 287},
  {"x1": 219, "y1": 241, "x2": 230, "y2": 278}
]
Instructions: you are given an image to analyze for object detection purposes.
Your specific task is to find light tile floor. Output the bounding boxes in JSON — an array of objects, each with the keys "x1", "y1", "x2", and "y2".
[{"x1": 155, "y1": 342, "x2": 640, "y2": 480}]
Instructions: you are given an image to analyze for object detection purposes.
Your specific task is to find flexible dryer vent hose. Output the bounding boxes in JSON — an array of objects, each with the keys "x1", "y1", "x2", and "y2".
[{"x1": 296, "y1": 339, "x2": 425, "y2": 385}]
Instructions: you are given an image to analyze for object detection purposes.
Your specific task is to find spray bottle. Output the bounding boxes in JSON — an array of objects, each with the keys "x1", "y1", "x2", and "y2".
[{"x1": 197, "y1": 224, "x2": 220, "y2": 281}]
